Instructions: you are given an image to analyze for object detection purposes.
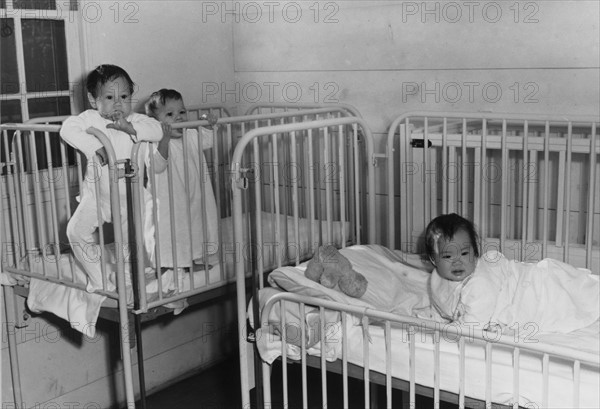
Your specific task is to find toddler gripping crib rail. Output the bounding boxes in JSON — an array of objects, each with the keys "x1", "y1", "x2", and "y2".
[
  {"x1": 236, "y1": 111, "x2": 599, "y2": 409},
  {"x1": 0, "y1": 104, "x2": 361, "y2": 408}
]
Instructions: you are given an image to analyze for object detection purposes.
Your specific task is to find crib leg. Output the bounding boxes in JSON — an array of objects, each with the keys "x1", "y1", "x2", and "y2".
[
  {"x1": 132, "y1": 313, "x2": 147, "y2": 409},
  {"x1": 3, "y1": 286, "x2": 23, "y2": 407}
]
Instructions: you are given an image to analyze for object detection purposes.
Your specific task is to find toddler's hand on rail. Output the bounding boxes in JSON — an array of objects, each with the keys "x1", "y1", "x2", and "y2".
[
  {"x1": 200, "y1": 113, "x2": 219, "y2": 129},
  {"x1": 95, "y1": 147, "x2": 108, "y2": 166},
  {"x1": 106, "y1": 111, "x2": 136, "y2": 136}
]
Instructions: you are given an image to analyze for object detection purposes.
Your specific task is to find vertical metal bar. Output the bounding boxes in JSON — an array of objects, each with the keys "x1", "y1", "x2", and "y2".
[
  {"x1": 423, "y1": 117, "x2": 430, "y2": 226},
  {"x1": 433, "y1": 334, "x2": 440, "y2": 409},
  {"x1": 458, "y1": 337, "x2": 465, "y2": 409},
  {"x1": 338, "y1": 125, "x2": 347, "y2": 246},
  {"x1": 480, "y1": 119, "x2": 488, "y2": 237},
  {"x1": 485, "y1": 342, "x2": 492, "y2": 407},
  {"x1": 409, "y1": 327, "x2": 416, "y2": 407},
  {"x1": 290, "y1": 130, "x2": 300, "y2": 265},
  {"x1": 573, "y1": 360, "x2": 581, "y2": 408},
  {"x1": 324, "y1": 127, "x2": 333, "y2": 244},
  {"x1": 564, "y1": 123, "x2": 573, "y2": 262},
  {"x1": 512, "y1": 347, "x2": 520, "y2": 409},
  {"x1": 461, "y1": 118, "x2": 468, "y2": 217},
  {"x1": 362, "y1": 315, "x2": 370, "y2": 409},
  {"x1": 442, "y1": 118, "x2": 448, "y2": 214},
  {"x1": 43, "y1": 131, "x2": 61, "y2": 276},
  {"x1": 520, "y1": 121, "x2": 529, "y2": 258},
  {"x1": 342, "y1": 312, "x2": 349, "y2": 408},
  {"x1": 3, "y1": 286, "x2": 23, "y2": 406},
  {"x1": 320, "y1": 307, "x2": 328, "y2": 408},
  {"x1": 542, "y1": 121, "x2": 551, "y2": 258},
  {"x1": 542, "y1": 353, "x2": 550, "y2": 408},
  {"x1": 280, "y1": 301, "x2": 288, "y2": 408},
  {"x1": 271, "y1": 132, "x2": 282, "y2": 267},
  {"x1": 300, "y1": 303, "x2": 308, "y2": 407},
  {"x1": 500, "y1": 120, "x2": 508, "y2": 254},
  {"x1": 385, "y1": 320, "x2": 392, "y2": 409},
  {"x1": 585, "y1": 123, "x2": 597, "y2": 268}
]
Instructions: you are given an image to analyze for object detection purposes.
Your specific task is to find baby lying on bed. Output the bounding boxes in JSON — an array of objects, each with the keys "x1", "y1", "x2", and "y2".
[{"x1": 426, "y1": 213, "x2": 599, "y2": 334}]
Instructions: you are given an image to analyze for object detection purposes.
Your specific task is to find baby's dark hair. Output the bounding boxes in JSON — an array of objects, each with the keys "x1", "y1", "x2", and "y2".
[
  {"x1": 145, "y1": 89, "x2": 183, "y2": 119},
  {"x1": 87, "y1": 64, "x2": 135, "y2": 98},
  {"x1": 424, "y1": 213, "x2": 480, "y2": 259}
]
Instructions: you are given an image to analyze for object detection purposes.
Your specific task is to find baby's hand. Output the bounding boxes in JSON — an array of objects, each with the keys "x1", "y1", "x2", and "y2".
[
  {"x1": 161, "y1": 123, "x2": 173, "y2": 142},
  {"x1": 106, "y1": 111, "x2": 136, "y2": 135},
  {"x1": 95, "y1": 147, "x2": 108, "y2": 166},
  {"x1": 200, "y1": 113, "x2": 219, "y2": 129}
]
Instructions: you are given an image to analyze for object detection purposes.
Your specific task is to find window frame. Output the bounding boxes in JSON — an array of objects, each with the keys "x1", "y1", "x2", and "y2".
[{"x1": 1, "y1": 0, "x2": 85, "y2": 122}]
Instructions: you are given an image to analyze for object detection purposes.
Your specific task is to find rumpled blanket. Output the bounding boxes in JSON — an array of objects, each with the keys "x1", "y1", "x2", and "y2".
[
  {"x1": 252, "y1": 244, "x2": 439, "y2": 363},
  {"x1": 430, "y1": 250, "x2": 600, "y2": 333}
]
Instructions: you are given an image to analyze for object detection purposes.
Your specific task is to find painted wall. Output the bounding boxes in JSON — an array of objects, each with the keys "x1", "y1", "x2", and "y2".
[{"x1": 232, "y1": 0, "x2": 600, "y2": 132}]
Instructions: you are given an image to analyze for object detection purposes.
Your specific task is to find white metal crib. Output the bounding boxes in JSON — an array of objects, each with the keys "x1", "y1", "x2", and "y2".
[
  {"x1": 0, "y1": 104, "x2": 362, "y2": 408},
  {"x1": 234, "y1": 111, "x2": 599, "y2": 409}
]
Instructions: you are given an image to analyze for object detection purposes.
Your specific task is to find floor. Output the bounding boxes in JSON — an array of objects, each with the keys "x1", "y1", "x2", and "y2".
[{"x1": 142, "y1": 357, "x2": 460, "y2": 409}]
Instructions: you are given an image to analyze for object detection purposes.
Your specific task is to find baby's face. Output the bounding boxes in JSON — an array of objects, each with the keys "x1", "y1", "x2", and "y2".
[
  {"x1": 89, "y1": 76, "x2": 133, "y2": 120},
  {"x1": 156, "y1": 98, "x2": 188, "y2": 138},
  {"x1": 433, "y1": 229, "x2": 477, "y2": 281}
]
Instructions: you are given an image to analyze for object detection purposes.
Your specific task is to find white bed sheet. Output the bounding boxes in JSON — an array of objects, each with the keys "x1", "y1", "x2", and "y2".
[{"x1": 254, "y1": 245, "x2": 600, "y2": 408}]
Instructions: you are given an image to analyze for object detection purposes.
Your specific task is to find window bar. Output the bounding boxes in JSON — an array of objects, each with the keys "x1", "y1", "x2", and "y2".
[
  {"x1": 585, "y1": 123, "x2": 597, "y2": 269},
  {"x1": 563, "y1": 123, "x2": 573, "y2": 263},
  {"x1": 541, "y1": 122, "x2": 551, "y2": 259}
]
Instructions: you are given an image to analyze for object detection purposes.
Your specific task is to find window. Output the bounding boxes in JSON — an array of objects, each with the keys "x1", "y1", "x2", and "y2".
[{"x1": 1, "y1": 0, "x2": 83, "y2": 123}]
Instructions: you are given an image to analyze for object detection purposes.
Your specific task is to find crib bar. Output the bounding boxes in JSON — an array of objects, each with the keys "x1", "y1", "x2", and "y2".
[
  {"x1": 461, "y1": 118, "x2": 468, "y2": 216},
  {"x1": 423, "y1": 117, "x2": 430, "y2": 226},
  {"x1": 320, "y1": 307, "x2": 328, "y2": 408},
  {"x1": 280, "y1": 300, "x2": 289, "y2": 408},
  {"x1": 485, "y1": 342, "x2": 492, "y2": 407},
  {"x1": 520, "y1": 121, "x2": 529, "y2": 257},
  {"x1": 339, "y1": 125, "x2": 347, "y2": 247},
  {"x1": 564, "y1": 123, "x2": 573, "y2": 262},
  {"x1": 385, "y1": 320, "x2": 392, "y2": 408},
  {"x1": 409, "y1": 328, "x2": 416, "y2": 407},
  {"x1": 433, "y1": 336, "x2": 440, "y2": 409},
  {"x1": 182, "y1": 133, "x2": 195, "y2": 281},
  {"x1": 442, "y1": 118, "x2": 448, "y2": 214},
  {"x1": 42, "y1": 131, "x2": 62, "y2": 278},
  {"x1": 481, "y1": 119, "x2": 488, "y2": 238},
  {"x1": 542, "y1": 353, "x2": 549, "y2": 408},
  {"x1": 586, "y1": 123, "x2": 597, "y2": 268},
  {"x1": 300, "y1": 303, "x2": 308, "y2": 407},
  {"x1": 500, "y1": 120, "x2": 508, "y2": 253},
  {"x1": 573, "y1": 360, "x2": 581, "y2": 407},
  {"x1": 342, "y1": 312, "x2": 349, "y2": 408},
  {"x1": 542, "y1": 121, "x2": 551, "y2": 258},
  {"x1": 291, "y1": 130, "x2": 301, "y2": 265},
  {"x1": 458, "y1": 337, "x2": 465, "y2": 409},
  {"x1": 254, "y1": 138, "x2": 265, "y2": 284},
  {"x1": 512, "y1": 348, "x2": 520, "y2": 409},
  {"x1": 362, "y1": 315, "x2": 371, "y2": 409}
]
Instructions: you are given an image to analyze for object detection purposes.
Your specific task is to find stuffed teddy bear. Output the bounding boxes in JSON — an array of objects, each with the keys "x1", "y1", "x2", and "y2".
[{"x1": 304, "y1": 245, "x2": 368, "y2": 298}]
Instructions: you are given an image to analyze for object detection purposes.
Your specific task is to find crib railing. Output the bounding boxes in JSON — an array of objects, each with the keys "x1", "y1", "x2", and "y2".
[
  {"x1": 0, "y1": 122, "x2": 137, "y2": 407},
  {"x1": 245, "y1": 103, "x2": 362, "y2": 118},
  {"x1": 230, "y1": 116, "x2": 376, "y2": 408},
  {"x1": 386, "y1": 112, "x2": 600, "y2": 271},
  {"x1": 129, "y1": 107, "x2": 361, "y2": 312},
  {"x1": 259, "y1": 291, "x2": 600, "y2": 409}
]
